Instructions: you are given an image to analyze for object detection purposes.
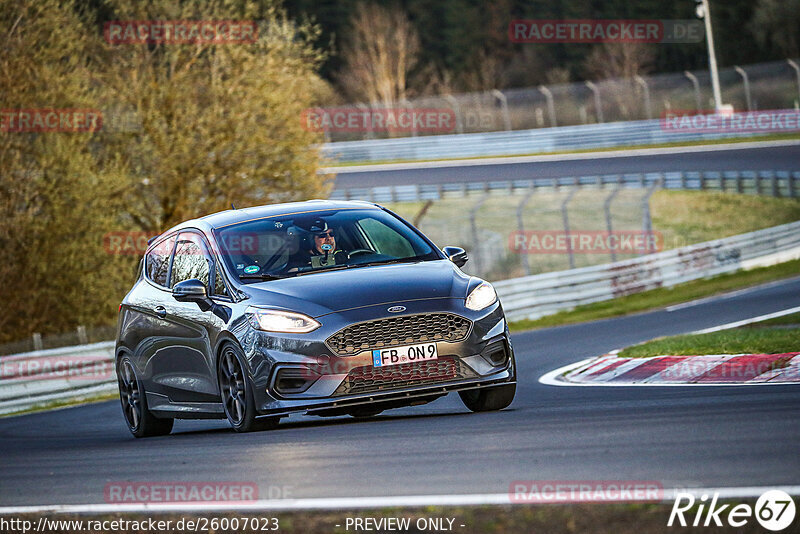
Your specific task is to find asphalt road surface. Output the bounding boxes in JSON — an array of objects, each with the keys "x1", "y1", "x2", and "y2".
[
  {"x1": 1, "y1": 276, "x2": 799, "y2": 506},
  {"x1": 330, "y1": 142, "x2": 800, "y2": 189}
]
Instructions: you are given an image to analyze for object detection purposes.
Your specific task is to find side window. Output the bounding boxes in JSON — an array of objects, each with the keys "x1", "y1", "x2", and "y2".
[
  {"x1": 171, "y1": 232, "x2": 210, "y2": 289},
  {"x1": 358, "y1": 218, "x2": 415, "y2": 258},
  {"x1": 145, "y1": 235, "x2": 175, "y2": 287},
  {"x1": 213, "y1": 266, "x2": 229, "y2": 297}
]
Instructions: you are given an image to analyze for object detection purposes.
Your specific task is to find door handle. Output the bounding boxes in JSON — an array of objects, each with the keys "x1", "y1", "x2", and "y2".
[{"x1": 154, "y1": 306, "x2": 167, "y2": 318}]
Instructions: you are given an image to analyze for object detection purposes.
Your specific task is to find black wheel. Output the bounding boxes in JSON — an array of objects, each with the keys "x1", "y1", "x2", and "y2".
[
  {"x1": 459, "y1": 383, "x2": 516, "y2": 412},
  {"x1": 118, "y1": 356, "x2": 173, "y2": 438},
  {"x1": 218, "y1": 343, "x2": 278, "y2": 433}
]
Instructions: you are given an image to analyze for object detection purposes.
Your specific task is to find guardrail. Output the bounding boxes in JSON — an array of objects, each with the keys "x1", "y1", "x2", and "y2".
[
  {"x1": 330, "y1": 169, "x2": 800, "y2": 202},
  {"x1": 2, "y1": 221, "x2": 799, "y2": 415},
  {"x1": 0, "y1": 342, "x2": 116, "y2": 416},
  {"x1": 322, "y1": 116, "x2": 799, "y2": 163},
  {"x1": 495, "y1": 220, "x2": 800, "y2": 321}
]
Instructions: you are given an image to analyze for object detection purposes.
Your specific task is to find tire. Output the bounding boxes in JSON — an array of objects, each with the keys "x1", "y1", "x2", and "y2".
[
  {"x1": 459, "y1": 383, "x2": 516, "y2": 412},
  {"x1": 218, "y1": 343, "x2": 279, "y2": 433},
  {"x1": 118, "y1": 356, "x2": 174, "y2": 438}
]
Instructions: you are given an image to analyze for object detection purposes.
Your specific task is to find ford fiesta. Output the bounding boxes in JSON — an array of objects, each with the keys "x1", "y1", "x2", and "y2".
[{"x1": 115, "y1": 200, "x2": 516, "y2": 437}]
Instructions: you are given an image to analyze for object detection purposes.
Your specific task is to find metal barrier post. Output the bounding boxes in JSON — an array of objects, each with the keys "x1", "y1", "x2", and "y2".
[
  {"x1": 641, "y1": 178, "x2": 661, "y2": 255},
  {"x1": 788, "y1": 60, "x2": 800, "y2": 106},
  {"x1": 538, "y1": 85, "x2": 557, "y2": 127},
  {"x1": 635, "y1": 75, "x2": 652, "y2": 119},
  {"x1": 400, "y1": 99, "x2": 417, "y2": 137},
  {"x1": 561, "y1": 188, "x2": 578, "y2": 269},
  {"x1": 516, "y1": 187, "x2": 536, "y2": 275},
  {"x1": 603, "y1": 183, "x2": 622, "y2": 262},
  {"x1": 585, "y1": 81, "x2": 604, "y2": 123},
  {"x1": 443, "y1": 95, "x2": 464, "y2": 134},
  {"x1": 492, "y1": 90, "x2": 512, "y2": 131},
  {"x1": 469, "y1": 193, "x2": 490, "y2": 276},
  {"x1": 684, "y1": 71, "x2": 702, "y2": 112},
  {"x1": 734, "y1": 66, "x2": 753, "y2": 111},
  {"x1": 356, "y1": 104, "x2": 372, "y2": 140}
]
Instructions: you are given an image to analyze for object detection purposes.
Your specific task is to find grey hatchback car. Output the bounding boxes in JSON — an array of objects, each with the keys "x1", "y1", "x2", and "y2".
[{"x1": 115, "y1": 200, "x2": 516, "y2": 437}]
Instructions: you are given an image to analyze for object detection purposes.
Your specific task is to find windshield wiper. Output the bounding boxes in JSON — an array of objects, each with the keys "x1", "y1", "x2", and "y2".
[
  {"x1": 238, "y1": 273, "x2": 291, "y2": 281},
  {"x1": 354, "y1": 258, "x2": 423, "y2": 268}
]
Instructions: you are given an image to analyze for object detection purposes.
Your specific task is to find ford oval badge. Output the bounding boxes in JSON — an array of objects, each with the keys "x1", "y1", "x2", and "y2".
[{"x1": 387, "y1": 306, "x2": 406, "y2": 313}]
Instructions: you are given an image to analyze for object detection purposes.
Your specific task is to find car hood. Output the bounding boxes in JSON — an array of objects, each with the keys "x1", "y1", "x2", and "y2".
[{"x1": 240, "y1": 260, "x2": 472, "y2": 317}]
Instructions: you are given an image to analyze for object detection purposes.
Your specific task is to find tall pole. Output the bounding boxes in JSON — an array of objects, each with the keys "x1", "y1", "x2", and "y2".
[{"x1": 697, "y1": 0, "x2": 722, "y2": 111}]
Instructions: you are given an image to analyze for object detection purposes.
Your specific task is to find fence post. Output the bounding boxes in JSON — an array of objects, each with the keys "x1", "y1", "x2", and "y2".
[
  {"x1": 603, "y1": 184, "x2": 622, "y2": 263},
  {"x1": 561, "y1": 188, "x2": 578, "y2": 269},
  {"x1": 356, "y1": 104, "x2": 372, "y2": 140},
  {"x1": 32, "y1": 333, "x2": 43, "y2": 351},
  {"x1": 491, "y1": 90, "x2": 512, "y2": 131},
  {"x1": 641, "y1": 178, "x2": 661, "y2": 255},
  {"x1": 469, "y1": 193, "x2": 490, "y2": 276},
  {"x1": 788, "y1": 60, "x2": 800, "y2": 107},
  {"x1": 516, "y1": 187, "x2": 537, "y2": 275},
  {"x1": 684, "y1": 71, "x2": 702, "y2": 112},
  {"x1": 635, "y1": 75, "x2": 652, "y2": 119},
  {"x1": 443, "y1": 95, "x2": 464, "y2": 134},
  {"x1": 734, "y1": 66, "x2": 753, "y2": 111},
  {"x1": 538, "y1": 85, "x2": 557, "y2": 127},
  {"x1": 77, "y1": 325, "x2": 88, "y2": 345},
  {"x1": 585, "y1": 81, "x2": 604, "y2": 123},
  {"x1": 400, "y1": 99, "x2": 417, "y2": 137}
]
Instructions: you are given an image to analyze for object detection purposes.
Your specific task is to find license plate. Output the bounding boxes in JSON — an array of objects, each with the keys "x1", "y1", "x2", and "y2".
[{"x1": 372, "y1": 343, "x2": 438, "y2": 368}]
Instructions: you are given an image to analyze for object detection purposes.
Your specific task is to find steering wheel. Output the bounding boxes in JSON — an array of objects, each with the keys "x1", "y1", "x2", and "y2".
[{"x1": 347, "y1": 249, "x2": 374, "y2": 258}]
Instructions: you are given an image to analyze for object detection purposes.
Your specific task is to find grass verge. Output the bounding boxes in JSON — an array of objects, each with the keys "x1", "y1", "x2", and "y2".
[
  {"x1": 618, "y1": 327, "x2": 800, "y2": 359},
  {"x1": 508, "y1": 259, "x2": 800, "y2": 332},
  {"x1": 1, "y1": 391, "x2": 118, "y2": 418}
]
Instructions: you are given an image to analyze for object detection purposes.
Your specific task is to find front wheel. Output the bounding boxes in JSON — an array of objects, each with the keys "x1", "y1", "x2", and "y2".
[
  {"x1": 218, "y1": 343, "x2": 279, "y2": 433},
  {"x1": 118, "y1": 356, "x2": 174, "y2": 438},
  {"x1": 459, "y1": 383, "x2": 516, "y2": 412}
]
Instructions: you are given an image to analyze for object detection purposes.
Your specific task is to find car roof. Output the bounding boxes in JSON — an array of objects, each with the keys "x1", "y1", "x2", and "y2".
[{"x1": 159, "y1": 199, "x2": 381, "y2": 239}]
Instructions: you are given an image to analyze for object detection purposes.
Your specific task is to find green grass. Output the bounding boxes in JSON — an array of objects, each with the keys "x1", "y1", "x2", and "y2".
[
  {"x1": 324, "y1": 132, "x2": 800, "y2": 167},
  {"x1": 746, "y1": 311, "x2": 800, "y2": 327},
  {"x1": 509, "y1": 259, "x2": 800, "y2": 331},
  {"x1": 384, "y1": 190, "x2": 800, "y2": 281},
  {"x1": 619, "y1": 327, "x2": 800, "y2": 359}
]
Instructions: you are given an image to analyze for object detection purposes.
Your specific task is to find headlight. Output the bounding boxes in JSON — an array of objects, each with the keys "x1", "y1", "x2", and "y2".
[
  {"x1": 465, "y1": 281, "x2": 497, "y2": 311},
  {"x1": 246, "y1": 307, "x2": 321, "y2": 333}
]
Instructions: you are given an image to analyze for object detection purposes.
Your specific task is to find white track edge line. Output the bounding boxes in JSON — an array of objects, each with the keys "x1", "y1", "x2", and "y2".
[
  {"x1": 691, "y1": 305, "x2": 800, "y2": 334},
  {"x1": 2, "y1": 487, "x2": 800, "y2": 514}
]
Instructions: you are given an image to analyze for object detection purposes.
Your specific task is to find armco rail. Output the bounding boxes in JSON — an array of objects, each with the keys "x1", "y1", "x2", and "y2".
[
  {"x1": 0, "y1": 342, "x2": 116, "y2": 415},
  {"x1": 321, "y1": 116, "x2": 798, "y2": 163},
  {"x1": 495, "y1": 220, "x2": 800, "y2": 322},
  {"x1": 330, "y1": 169, "x2": 800, "y2": 202},
  {"x1": 2, "y1": 222, "x2": 799, "y2": 415}
]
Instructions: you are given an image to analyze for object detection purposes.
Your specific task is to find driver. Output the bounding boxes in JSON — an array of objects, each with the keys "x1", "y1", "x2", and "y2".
[{"x1": 306, "y1": 220, "x2": 347, "y2": 268}]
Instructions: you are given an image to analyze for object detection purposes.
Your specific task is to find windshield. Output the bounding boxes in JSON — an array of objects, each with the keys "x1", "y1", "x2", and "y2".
[{"x1": 215, "y1": 208, "x2": 439, "y2": 282}]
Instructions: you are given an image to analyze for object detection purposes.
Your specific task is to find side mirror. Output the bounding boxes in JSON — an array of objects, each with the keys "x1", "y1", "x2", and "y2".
[
  {"x1": 172, "y1": 279, "x2": 208, "y2": 303},
  {"x1": 442, "y1": 246, "x2": 469, "y2": 268}
]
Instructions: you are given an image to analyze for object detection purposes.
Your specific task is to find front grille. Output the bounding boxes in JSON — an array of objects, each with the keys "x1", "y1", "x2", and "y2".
[
  {"x1": 325, "y1": 313, "x2": 471, "y2": 356},
  {"x1": 334, "y1": 356, "x2": 476, "y2": 396}
]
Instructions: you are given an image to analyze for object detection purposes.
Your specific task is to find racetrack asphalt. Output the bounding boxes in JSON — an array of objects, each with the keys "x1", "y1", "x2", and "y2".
[
  {"x1": 330, "y1": 142, "x2": 800, "y2": 189},
  {"x1": 1, "y1": 276, "x2": 799, "y2": 506}
]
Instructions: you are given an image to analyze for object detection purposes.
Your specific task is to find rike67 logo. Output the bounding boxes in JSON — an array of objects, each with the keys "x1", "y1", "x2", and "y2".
[{"x1": 668, "y1": 490, "x2": 796, "y2": 531}]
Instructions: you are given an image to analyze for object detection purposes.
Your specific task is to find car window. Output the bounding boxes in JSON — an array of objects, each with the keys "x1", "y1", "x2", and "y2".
[
  {"x1": 358, "y1": 217, "x2": 415, "y2": 257},
  {"x1": 171, "y1": 232, "x2": 210, "y2": 289},
  {"x1": 213, "y1": 266, "x2": 229, "y2": 297},
  {"x1": 145, "y1": 235, "x2": 175, "y2": 287}
]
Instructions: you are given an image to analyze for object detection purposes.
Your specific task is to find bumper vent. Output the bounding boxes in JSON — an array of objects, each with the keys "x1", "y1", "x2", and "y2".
[
  {"x1": 326, "y1": 313, "x2": 471, "y2": 356},
  {"x1": 334, "y1": 356, "x2": 477, "y2": 396}
]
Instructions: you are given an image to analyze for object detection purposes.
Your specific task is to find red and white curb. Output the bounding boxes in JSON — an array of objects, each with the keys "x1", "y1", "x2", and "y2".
[{"x1": 540, "y1": 352, "x2": 800, "y2": 387}]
